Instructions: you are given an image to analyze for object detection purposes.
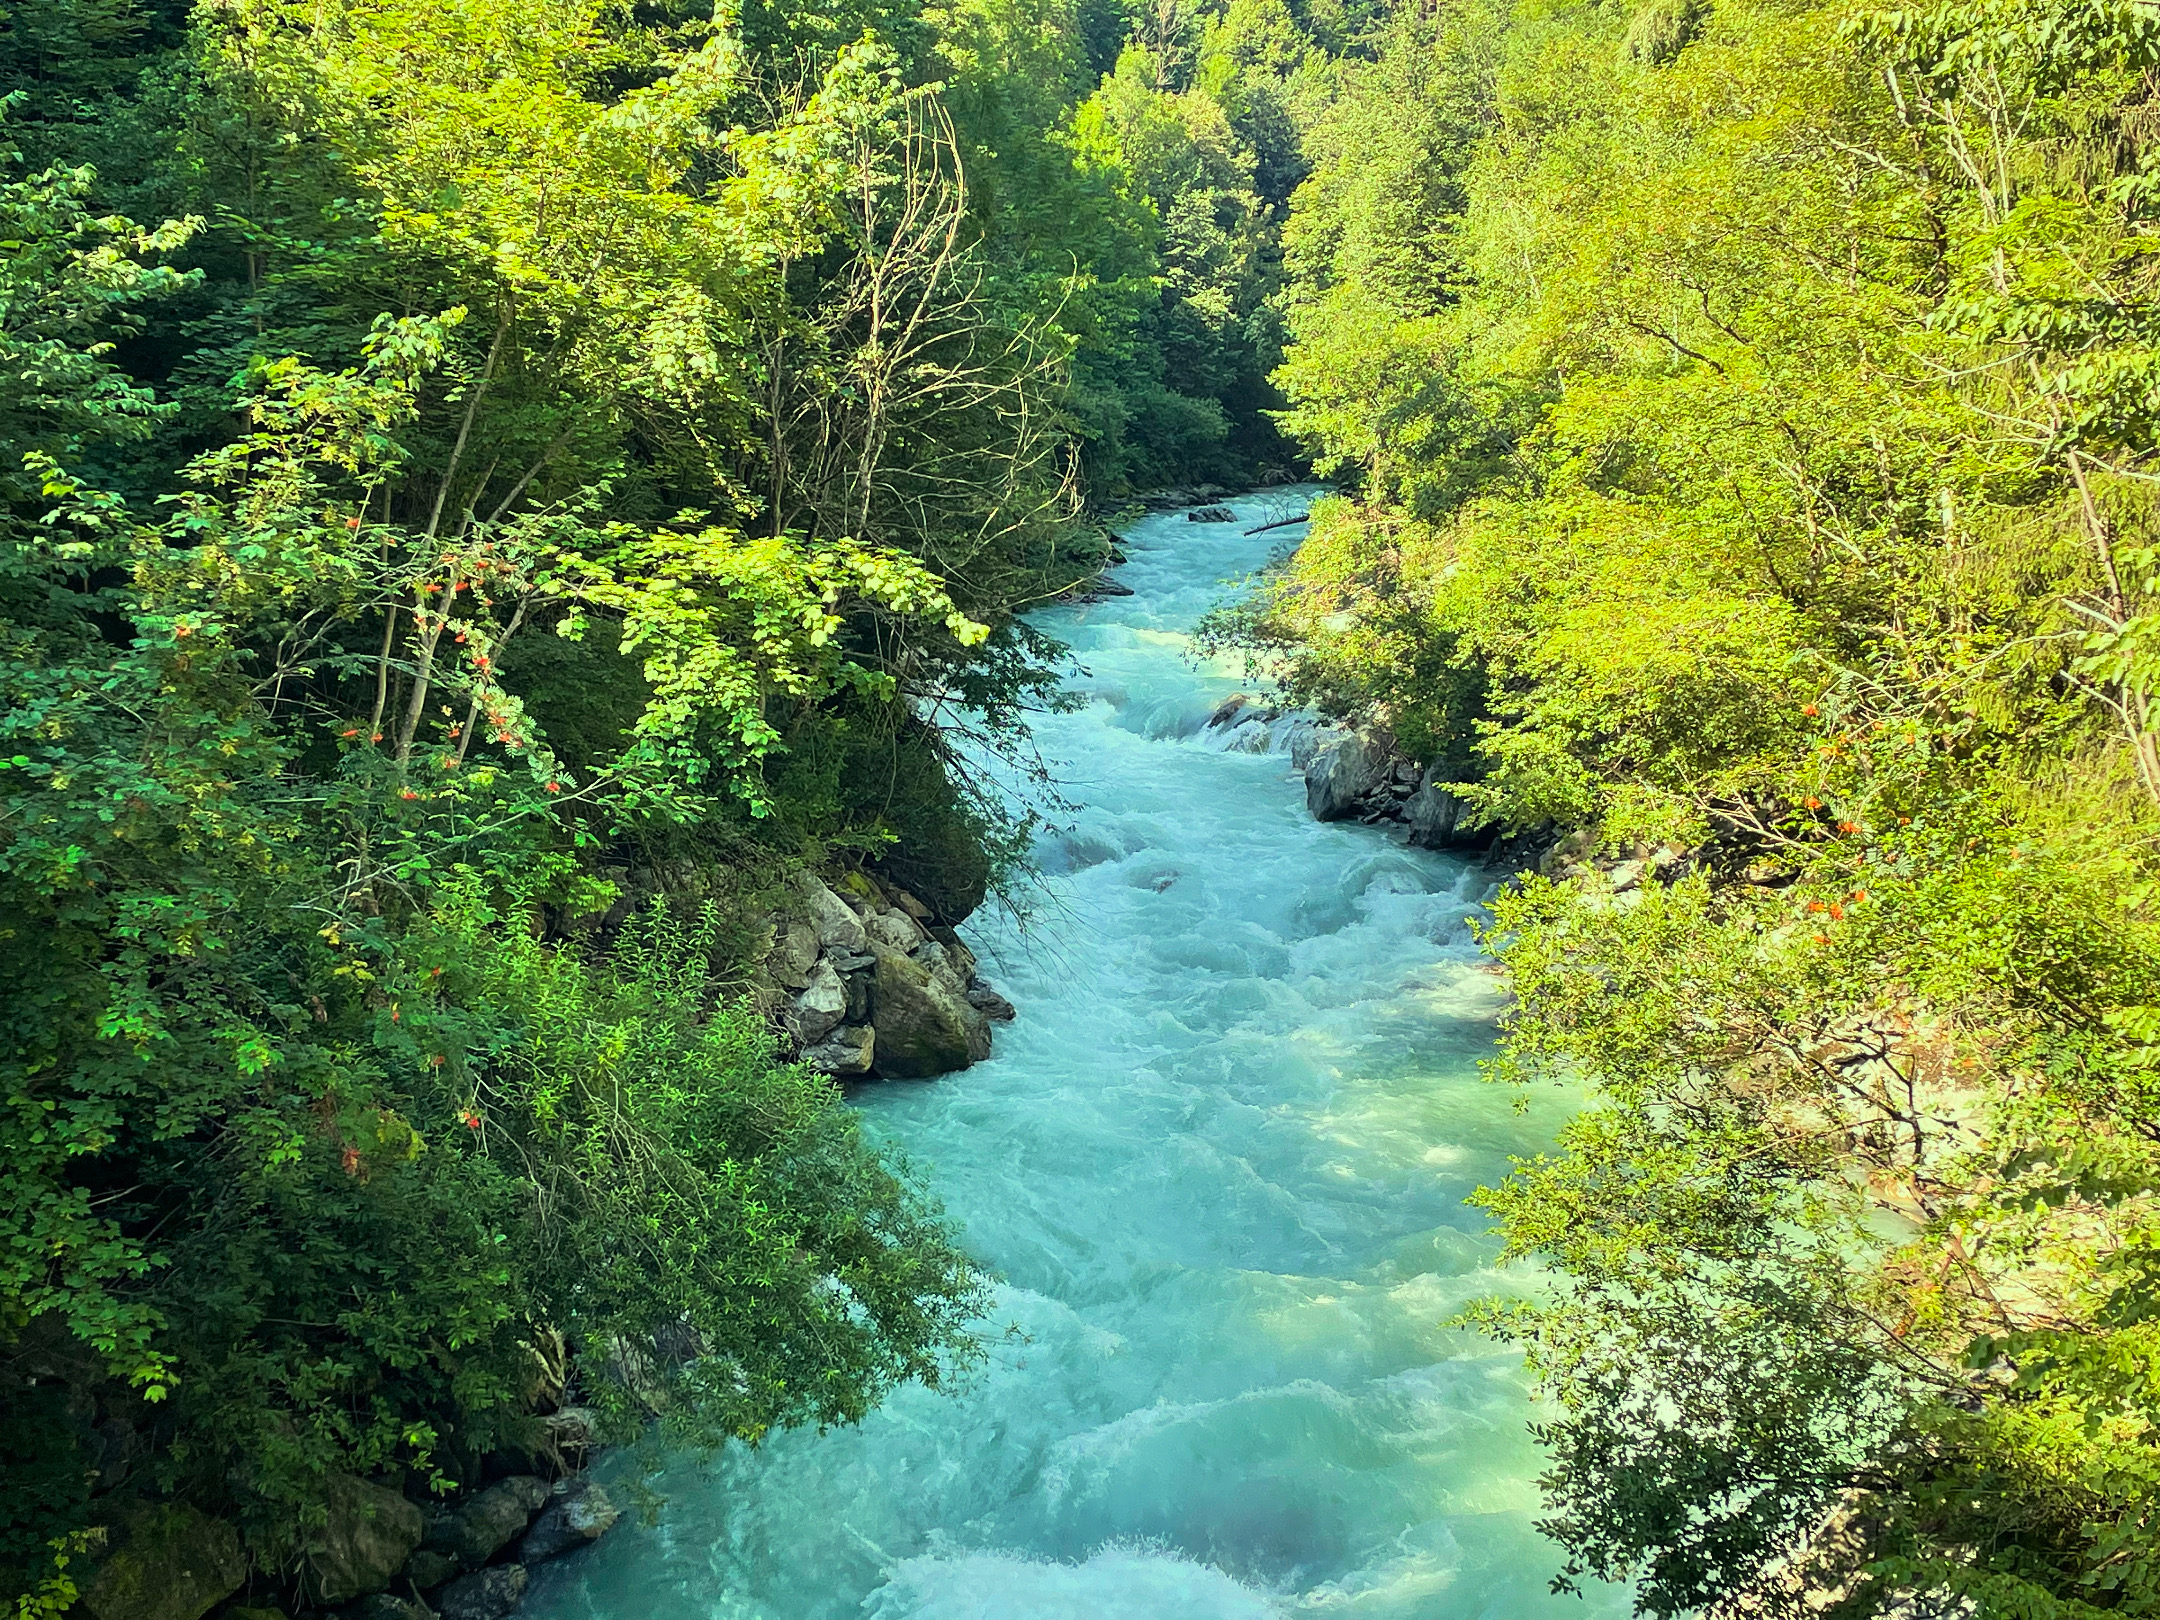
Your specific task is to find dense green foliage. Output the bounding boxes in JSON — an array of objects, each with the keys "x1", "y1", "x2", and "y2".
[
  {"x1": 1221, "y1": 0, "x2": 2160, "y2": 1611},
  {"x1": 27, "y1": 0, "x2": 2160, "y2": 1608},
  {"x1": 0, "y1": 0, "x2": 1334, "y2": 1603}
]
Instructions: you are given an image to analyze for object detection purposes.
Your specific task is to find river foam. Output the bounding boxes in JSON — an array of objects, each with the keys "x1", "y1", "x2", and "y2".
[{"x1": 521, "y1": 490, "x2": 1628, "y2": 1620}]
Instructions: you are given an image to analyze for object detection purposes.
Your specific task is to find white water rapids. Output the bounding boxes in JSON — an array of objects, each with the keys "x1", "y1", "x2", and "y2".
[{"x1": 522, "y1": 491, "x2": 1629, "y2": 1620}]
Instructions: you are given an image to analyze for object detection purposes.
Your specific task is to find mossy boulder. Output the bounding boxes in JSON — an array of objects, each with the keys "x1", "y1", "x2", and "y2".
[
  {"x1": 79, "y1": 1502, "x2": 245, "y2": 1620},
  {"x1": 868, "y1": 943, "x2": 990, "y2": 1078},
  {"x1": 308, "y1": 1475, "x2": 424, "y2": 1605},
  {"x1": 424, "y1": 1475, "x2": 548, "y2": 1568}
]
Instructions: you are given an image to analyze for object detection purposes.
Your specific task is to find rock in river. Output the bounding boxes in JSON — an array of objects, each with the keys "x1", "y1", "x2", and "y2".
[
  {"x1": 1304, "y1": 728, "x2": 1391, "y2": 821},
  {"x1": 521, "y1": 1480, "x2": 622, "y2": 1564},
  {"x1": 869, "y1": 942, "x2": 991, "y2": 1077}
]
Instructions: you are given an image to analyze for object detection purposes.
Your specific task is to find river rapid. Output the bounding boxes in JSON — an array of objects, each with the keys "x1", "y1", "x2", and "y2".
[{"x1": 523, "y1": 491, "x2": 1628, "y2": 1620}]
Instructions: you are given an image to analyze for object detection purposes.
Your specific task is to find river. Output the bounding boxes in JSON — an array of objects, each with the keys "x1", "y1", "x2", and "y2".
[{"x1": 522, "y1": 490, "x2": 1628, "y2": 1620}]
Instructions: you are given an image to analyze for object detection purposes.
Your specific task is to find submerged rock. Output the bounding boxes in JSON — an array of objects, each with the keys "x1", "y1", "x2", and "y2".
[
  {"x1": 520, "y1": 1480, "x2": 621, "y2": 1564},
  {"x1": 80, "y1": 1501, "x2": 246, "y2": 1620}
]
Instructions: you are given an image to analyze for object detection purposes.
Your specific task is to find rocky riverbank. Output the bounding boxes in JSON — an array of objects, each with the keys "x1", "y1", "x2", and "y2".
[
  {"x1": 64, "y1": 863, "x2": 1015, "y2": 1620},
  {"x1": 76, "y1": 1425, "x2": 617, "y2": 1620},
  {"x1": 1198, "y1": 696, "x2": 1652, "y2": 883},
  {"x1": 755, "y1": 869, "x2": 1015, "y2": 1081},
  {"x1": 1198, "y1": 697, "x2": 1507, "y2": 855}
]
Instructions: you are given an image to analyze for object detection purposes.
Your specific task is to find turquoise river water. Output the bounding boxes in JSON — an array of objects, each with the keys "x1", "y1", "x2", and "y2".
[{"x1": 523, "y1": 491, "x2": 1629, "y2": 1620}]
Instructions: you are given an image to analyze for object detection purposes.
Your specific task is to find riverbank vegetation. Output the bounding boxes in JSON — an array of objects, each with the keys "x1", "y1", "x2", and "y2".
[
  {"x1": 1221, "y1": 0, "x2": 2160, "y2": 1612},
  {"x1": 14, "y1": 0, "x2": 2159, "y2": 1609},
  {"x1": 0, "y1": 0, "x2": 1314, "y2": 1604}
]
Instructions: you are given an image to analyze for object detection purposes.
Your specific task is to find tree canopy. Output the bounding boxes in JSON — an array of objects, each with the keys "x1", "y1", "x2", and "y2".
[
  {"x1": 12, "y1": 0, "x2": 2160, "y2": 1611},
  {"x1": 0, "y1": 0, "x2": 1306, "y2": 1602},
  {"x1": 1219, "y1": 0, "x2": 2160, "y2": 1612}
]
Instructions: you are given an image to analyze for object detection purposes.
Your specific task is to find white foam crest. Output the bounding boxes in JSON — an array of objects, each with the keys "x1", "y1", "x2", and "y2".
[{"x1": 863, "y1": 1545, "x2": 1282, "y2": 1620}]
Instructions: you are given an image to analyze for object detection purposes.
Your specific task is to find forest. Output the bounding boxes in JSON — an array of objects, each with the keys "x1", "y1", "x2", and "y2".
[{"x1": 5, "y1": 0, "x2": 2159, "y2": 1612}]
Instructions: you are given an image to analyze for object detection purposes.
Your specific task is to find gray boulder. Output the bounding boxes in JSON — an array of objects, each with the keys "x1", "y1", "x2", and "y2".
[
  {"x1": 520, "y1": 1481, "x2": 621, "y2": 1564},
  {"x1": 309, "y1": 1475, "x2": 425, "y2": 1606},
  {"x1": 800, "y1": 1023, "x2": 875, "y2": 1076},
  {"x1": 783, "y1": 960, "x2": 848, "y2": 1046},
  {"x1": 426, "y1": 1476, "x2": 547, "y2": 1568},
  {"x1": 911, "y1": 941, "x2": 969, "y2": 987},
  {"x1": 1205, "y1": 693, "x2": 1258, "y2": 729},
  {"x1": 1404, "y1": 767, "x2": 1475, "y2": 848},
  {"x1": 436, "y1": 1564, "x2": 527, "y2": 1620},
  {"x1": 927, "y1": 927, "x2": 977, "y2": 979},
  {"x1": 864, "y1": 909, "x2": 925, "y2": 952},
  {"x1": 1304, "y1": 730, "x2": 1391, "y2": 821},
  {"x1": 869, "y1": 943, "x2": 991, "y2": 1077},
  {"x1": 766, "y1": 915, "x2": 820, "y2": 989},
  {"x1": 1287, "y1": 717, "x2": 1346, "y2": 772},
  {"x1": 965, "y1": 978, "x2": 1017, "y2": 1021},
  {"x1": 79, "y1": 1502, "x2": 246, "y2": 1620},
  {"x1": 790, "y1": 872, "x2": 866, "y2": 953}
]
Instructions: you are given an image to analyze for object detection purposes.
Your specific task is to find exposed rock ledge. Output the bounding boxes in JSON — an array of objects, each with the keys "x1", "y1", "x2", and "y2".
[
  {"x1": 758, "y1": 870, "x2": 1014, "y2": 1080},
  {"x1": 1200, "y1": 694, "x2": 1498, "y2": 857},
  {"x1": 74, "y1": 1445, "x2": 619, "y2": 1620},
  {"x1": 1204, "y1": 693, "x2": 1715, "y2": 888}
]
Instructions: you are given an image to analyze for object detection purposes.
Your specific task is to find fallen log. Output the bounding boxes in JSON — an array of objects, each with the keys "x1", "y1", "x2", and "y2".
[{"x1": 1243, "y1": 511, "x2": 1311, "y2": 536}]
